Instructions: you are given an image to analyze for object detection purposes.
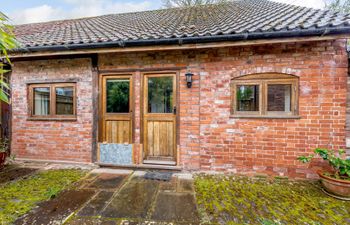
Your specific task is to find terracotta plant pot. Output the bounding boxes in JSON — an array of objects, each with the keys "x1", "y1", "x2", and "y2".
[
  {"x1": 318, "y1": 171, "x2": 350, "y2": 200},
  {"x1": 0, "y1": 152, "x2": 6, "y2": 170}
]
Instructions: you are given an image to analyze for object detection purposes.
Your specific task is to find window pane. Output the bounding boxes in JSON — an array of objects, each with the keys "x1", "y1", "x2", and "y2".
[
  {"x1": 268, "y1": 84, "x2": 291, "y2": 112},
  {"x1": 33, "y1": 87, "x2": 50, "y2": 116},
  {"x1": 106, "y1": 79, "x2": 130, "y2": 113},
  {"x1": 236, "y1": 85, "x2": 259, "y2": 111},
  {"x1": 56, "y1": 87, "x2": 74, "y2": 115},
  {"x1": 148, "y1": 77, "x2": 173, "y2": 113}
]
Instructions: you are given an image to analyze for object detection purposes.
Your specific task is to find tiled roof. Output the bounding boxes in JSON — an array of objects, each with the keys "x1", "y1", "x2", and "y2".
[{"x1": 13, "y1": 0, "x2": 350, "y2": 52}]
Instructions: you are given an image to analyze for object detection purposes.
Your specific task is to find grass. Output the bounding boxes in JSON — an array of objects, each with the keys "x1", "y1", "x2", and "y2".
[
  {"x1": 0, "y1": 169, "x2": 87, "y2": 224},
  {"x1": 194, "y1": 175, "x2": 350, "y2": 225}
]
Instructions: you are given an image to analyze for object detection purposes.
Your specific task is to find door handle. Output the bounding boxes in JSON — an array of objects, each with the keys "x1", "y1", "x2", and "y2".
[{"x1": 173, "y1": 106, "x2": 176, "y2": 115}]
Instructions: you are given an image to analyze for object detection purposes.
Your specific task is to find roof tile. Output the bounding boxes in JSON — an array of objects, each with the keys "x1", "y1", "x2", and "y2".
[{"x1": 13, "y1": 0, "x2": 350, "y2": 50}]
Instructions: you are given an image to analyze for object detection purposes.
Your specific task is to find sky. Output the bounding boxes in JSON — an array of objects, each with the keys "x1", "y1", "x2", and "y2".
[{"x1": 1, "y1": 0, "x2": 327, "y2": 25}]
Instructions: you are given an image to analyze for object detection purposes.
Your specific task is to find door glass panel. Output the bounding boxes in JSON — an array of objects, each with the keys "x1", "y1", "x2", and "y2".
[
  {"x1": 33, "y1": 87, "x2": 50, "y2": 115},
  {"x1": 56, "y1": 87, "x2": 74, "y2": 115},
  {"x1": 267, "y1": 84, "x2": 291, "y2": 112},
  {"x1": 236, "y1": 85, "x2": 259, "y2": 111},
  {"x1": 148, "y1": 76, "x2": 173, "y2": 113},
  {"x1": 106, "y1": 79, "x2": 130, "y2": 113}
]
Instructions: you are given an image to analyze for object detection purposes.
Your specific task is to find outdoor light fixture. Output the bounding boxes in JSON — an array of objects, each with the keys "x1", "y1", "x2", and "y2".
[{"x1": 185, "y1": 72, "x2": 193, "y2": 88}]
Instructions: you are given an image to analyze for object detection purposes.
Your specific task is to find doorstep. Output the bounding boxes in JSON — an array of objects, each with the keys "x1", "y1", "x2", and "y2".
[{"x1": 96, "y1": 162, "x2": 182, "y2": 171}]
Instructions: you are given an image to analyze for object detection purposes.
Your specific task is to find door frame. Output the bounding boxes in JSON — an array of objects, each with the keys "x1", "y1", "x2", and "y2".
[
  {"x1": 141, "y1": 71, "x2": 179, "y2": 164},
  {"x1": 99, "y1": 73, "x2": 135, "y2": 143}
]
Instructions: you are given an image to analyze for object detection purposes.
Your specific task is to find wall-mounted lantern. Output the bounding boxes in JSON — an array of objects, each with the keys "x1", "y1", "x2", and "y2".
[{"x1": 185, "y1": 72, "x2": 193, "y2": 88}]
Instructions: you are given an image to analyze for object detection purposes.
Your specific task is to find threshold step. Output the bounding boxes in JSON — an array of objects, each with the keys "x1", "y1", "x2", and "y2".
[
  {"x1": 97, "y1": 162, "x2": 182, "y2": 171},
  {"x1": 143, "y1": 160, "x2": 176, "y2": 166}
]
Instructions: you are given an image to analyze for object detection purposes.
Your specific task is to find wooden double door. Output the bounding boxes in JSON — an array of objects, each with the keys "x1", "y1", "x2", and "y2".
[{"x1": 100, "y1": 73, "x2": 177, "y2": 165}]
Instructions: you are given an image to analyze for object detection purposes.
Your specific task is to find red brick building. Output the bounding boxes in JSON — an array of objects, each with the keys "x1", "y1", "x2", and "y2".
[{"x1": 9, "y1": 0, "x2": 350, "y2": 178}]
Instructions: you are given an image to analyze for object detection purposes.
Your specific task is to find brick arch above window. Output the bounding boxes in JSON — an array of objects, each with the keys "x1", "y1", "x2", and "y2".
[
  {"x1": 231, "y1": 72, "x2": 299, "y2": 119},
  {"x1": 231, "y1": 67, "x2": 301, "y2": 79},
  {"x1": 232, "y1": 73, "x2": 299, "y2": 81}
]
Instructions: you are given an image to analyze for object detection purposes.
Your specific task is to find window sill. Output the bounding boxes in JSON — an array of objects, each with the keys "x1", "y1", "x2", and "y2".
[
  {"x1": 27, "y1": 117, "x2": 77, "y2": 122},
  {"x1": 230, "y1": 115, "x2": 301, "y2": 119}
]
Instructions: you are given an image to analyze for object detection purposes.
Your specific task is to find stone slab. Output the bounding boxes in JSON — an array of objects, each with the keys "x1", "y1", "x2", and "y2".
[
  {"x1": 173, "y1": 173, "x2": 193, "y2": 180},
  {"x1": 91, "y1": 168, "x2": 133, "y2": 175},
  {"x1": 86, "y1": 173, "x2": 127, "y2": 190},
  {"x1": 15, "y1": 190, "x2": 95, "y2": 225},
  {"x1": 66, "y1": 217, "x2": 119, "y2": 225},
  {"x1": 177, "y1": 179, "x2": 194, "y2": 193},
  {"x1": 102, "y1": 179, "x2": 159, "y2": 219},
  {"x1": 78, "y1": 191, "x2": 114, "y2": 216},
  {"x1": 151, "y1": 192, "x2": 199, "y2": 223},
  {"x1": 0, "y1": 167, "x2": 38, "y2": 184}
]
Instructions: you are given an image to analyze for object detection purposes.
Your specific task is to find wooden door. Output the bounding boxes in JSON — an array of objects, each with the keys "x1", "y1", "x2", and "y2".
[
  {"x1": 101, "y1": 75, "x2": 132, "y2": 144},
  {"x1": 143, "y1": 73, "x2": 177, "y2": 164}
]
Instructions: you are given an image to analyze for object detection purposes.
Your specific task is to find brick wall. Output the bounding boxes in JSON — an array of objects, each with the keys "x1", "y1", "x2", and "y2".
[
  {"x1": 99, "y1": 39, "x2": 348, "y2": 178},
  {"x1": 11, "y1": 58, "x2": 93, "y2": 163},
  {"x1": 10, "y1": 39, "x2": 348, "y2": 178}
]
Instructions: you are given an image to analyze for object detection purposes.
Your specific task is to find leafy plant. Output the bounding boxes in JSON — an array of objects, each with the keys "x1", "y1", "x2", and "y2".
[
  {"x1": 45, "y1": 187, "x2": 61, "y2": 199},
  {"x1": 297, "y1": 148, "x2": 350, "y2": 180},
  {"x1": 0, "y1": 12, "x2": 17, "y2": 103}
]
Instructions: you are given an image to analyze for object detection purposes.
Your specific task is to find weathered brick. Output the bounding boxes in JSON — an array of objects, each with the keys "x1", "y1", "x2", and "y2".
[{"x1": 10, "y1": 39, "x2": 349, "y2": 178}]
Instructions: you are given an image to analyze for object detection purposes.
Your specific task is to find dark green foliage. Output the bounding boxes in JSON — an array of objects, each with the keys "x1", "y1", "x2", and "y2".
[
  {"x1": 0, "y1": 138, "x2": 9, "y2": 153},
  {"x1": 236, "y1": 86, "x2": 253, "y2": 101},
  {"x1": 106, "y1": 80, "x2": 129, "y2": 113},
  {"x1": 297, "y1": 148, "x2": 350, "y2": 179},
  {"x1": 0, "y1": 12, "x2": 17, "y2": 103}
]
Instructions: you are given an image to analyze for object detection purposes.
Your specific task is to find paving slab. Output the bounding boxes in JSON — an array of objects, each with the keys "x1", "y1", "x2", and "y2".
[
  {"x1": 14, "y1": 189, "x2": 95, "y2": 225},
  {"x1": 102, "y1": 179, "x2": 159, "y2": 219},
  {"x1": 0, "y1": 167, "x2": 38, "y2": 184},
  {"x1": 173, "y1": 173, "x2": 193, "y2": 180},
  {"x1": 119, "y1": 220, "x2": 176, "y2": 225},
  {"x1": 77, "y1": 191, "x2": 114, "y2": 216},
  {"x1": 91, "y1": 168, "x2": 133, "y2": 175},
  {"x1": 159, "y1": 178, "x2": 177, "y2": 192},
  {"x1": 133, "y1": 170, "x2": 146, "y2": 176},
  {"x1": 86, "y1": 173, "x2": 128, "y2": 190},
  {"x1": 151, "y1": 192, "x2": 200, "y2": 223},
  {"x1": 177, "y1": 179, "x2": 194, "y2": 193},
  {"x1": 67, "y1": 217, "x2": 119, "y2": 225}
]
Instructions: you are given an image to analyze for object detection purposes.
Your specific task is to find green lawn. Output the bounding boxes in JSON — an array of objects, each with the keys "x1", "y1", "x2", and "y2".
[
  {"x1": 194, "y1": 175, "x2": 350, "y2": 225},
  {"x1": 0, "y1": 169, "x2": 87, "y2": 224}
]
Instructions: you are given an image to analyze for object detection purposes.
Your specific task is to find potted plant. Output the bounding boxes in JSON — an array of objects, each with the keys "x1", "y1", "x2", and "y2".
[
  {"x1": 297, "y1": 148, "x2": 350, "y2": 200},
  {"x1": 0, "y1": 138, "x2": 9, "y2": 170}
]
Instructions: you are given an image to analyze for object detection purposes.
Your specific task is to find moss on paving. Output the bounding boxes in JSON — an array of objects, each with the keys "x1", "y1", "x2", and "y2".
[
  {"x1": 194, "y1": 175, "x2": 350, "y2": 225},
  {"x1": 0, "y1": 169, "x2": 87, "y2": 224}
]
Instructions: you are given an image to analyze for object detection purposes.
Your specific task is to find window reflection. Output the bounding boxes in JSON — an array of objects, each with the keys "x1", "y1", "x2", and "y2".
[{"x1": 148, "y1": 77, "x2": 173, "y2": 113}]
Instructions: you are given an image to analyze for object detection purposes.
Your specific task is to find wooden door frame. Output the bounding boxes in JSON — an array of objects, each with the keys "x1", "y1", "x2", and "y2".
[
  {"x1": 98, "y1": 73, "x2": 135, "y2": 143},
  {"x1": 141, "y1": 71, "x2": 179, "y2": 163}
]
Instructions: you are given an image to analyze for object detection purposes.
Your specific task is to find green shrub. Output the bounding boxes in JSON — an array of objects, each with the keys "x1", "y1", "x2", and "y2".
[{"x1": 297, "y1": 148, "x2": 350, "y2": 180}]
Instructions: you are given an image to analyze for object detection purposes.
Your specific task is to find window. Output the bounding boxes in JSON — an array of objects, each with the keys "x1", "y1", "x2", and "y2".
[
  {"x1": 106, "y1": 78, "x2": 130, "y2": 113},
  {"x1": 147, "y1": 76, "x2": 173, "y2": 113},
  {"x1": 231, "y1": 73, "x2": 298, "y2": 118},
  {"x1": 29, "y1": 83, "x2": 76, "y2": 119}
]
